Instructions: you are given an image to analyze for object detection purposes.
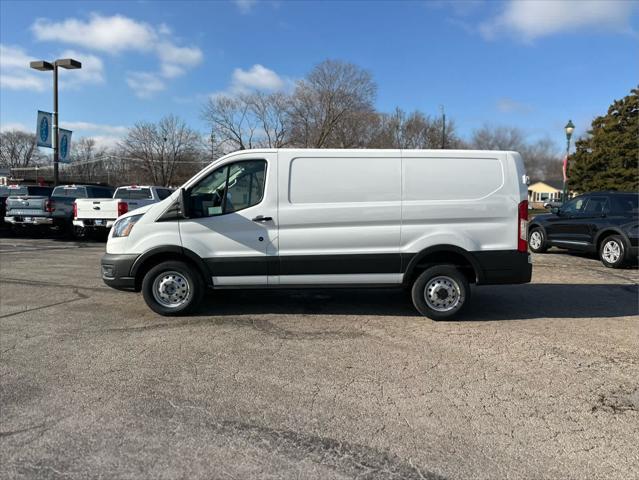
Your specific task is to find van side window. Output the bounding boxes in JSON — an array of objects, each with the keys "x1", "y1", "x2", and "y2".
[{"x1": 189, "y1": 160, "x2": 266, "y2": 218}]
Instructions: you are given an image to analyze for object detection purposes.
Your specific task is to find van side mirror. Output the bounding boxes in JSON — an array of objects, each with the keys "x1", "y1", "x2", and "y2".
[
  {"x1": 179, "y1": 188, "x2": 191, "y2": 218},
  {"x1": 551, "y1": 206, "x2": 560, "y2": 215}
]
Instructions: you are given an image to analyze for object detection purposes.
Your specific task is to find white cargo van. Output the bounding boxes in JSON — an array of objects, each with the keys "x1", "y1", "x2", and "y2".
[{"x1": 101, "y1": 149, "x2": 532, "y2": 319}]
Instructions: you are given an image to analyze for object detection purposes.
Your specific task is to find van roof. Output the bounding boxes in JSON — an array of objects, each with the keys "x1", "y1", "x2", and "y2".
[{"x1": 219, "y1": 148, "x2": 519, "y2": 156}]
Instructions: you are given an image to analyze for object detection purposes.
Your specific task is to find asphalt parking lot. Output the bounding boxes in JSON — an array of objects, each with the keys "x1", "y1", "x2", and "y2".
[{"x1": 1, "y1": 237, "x2": 638, "y2": 479}]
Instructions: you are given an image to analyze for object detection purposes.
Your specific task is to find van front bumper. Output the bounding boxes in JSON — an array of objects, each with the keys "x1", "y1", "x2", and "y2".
[
  {"x1": 472, "y1": 250, "x2": 533, "y2": 285},
  {"x1": 101, "y1": 253, "x2": 139, "y2": 291}
]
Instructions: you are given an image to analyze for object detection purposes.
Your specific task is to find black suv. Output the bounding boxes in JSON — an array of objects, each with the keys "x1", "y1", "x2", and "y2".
[{"x1": 528, "y1": 191, "x2": 638, "y2": 268}]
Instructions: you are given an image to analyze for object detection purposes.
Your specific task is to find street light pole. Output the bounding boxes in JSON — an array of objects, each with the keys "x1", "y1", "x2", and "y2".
[
  {"x1": 53, "y1": 62, "x2": 59, "y2": 186},
  {"x1": 30, "y1": 58, "x2": 81, "y2": 186},
  {"x1": 562, "y1": 119, "x2": 575, "y2": 203}
]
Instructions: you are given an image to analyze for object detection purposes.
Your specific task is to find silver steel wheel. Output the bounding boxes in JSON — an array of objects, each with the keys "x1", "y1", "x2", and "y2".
[
  {"x1": 529, "y1": 231, "x2": 543, "y2": 250},
  {"x1": 152, "y1": 271, "x2": 191, "y2": 308},
  {"x1": 602, "y1": 240, "x2": 621, "y2": 264},
  {"x1": 424, "y1": 276, "x2": 462, "y2": 312}
]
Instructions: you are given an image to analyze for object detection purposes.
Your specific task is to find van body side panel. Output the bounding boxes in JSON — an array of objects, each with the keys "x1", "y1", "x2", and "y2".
[
  {"x1": 275, "y1": 150, "x2": 402, "y2": 284},
  {"x1": 399, "y1": 150, "x2": 531, "y2": 285},
  {"x1": 400, "y1": 151, "x2": 518, "y2": 253}
]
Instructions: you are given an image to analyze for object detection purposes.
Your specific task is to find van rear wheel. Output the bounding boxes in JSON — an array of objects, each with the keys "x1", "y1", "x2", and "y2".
[
  {"x1": 411, "y1": 266, "x2": 470, "y2": 320},
  {"x1": 142, "y1": 260, "x2": 204, "y2": 316}
]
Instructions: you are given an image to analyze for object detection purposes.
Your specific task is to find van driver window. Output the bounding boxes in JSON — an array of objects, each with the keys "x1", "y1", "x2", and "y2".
[{"x1": 189, "y1": 160, "x2": 266, "y2": 218}]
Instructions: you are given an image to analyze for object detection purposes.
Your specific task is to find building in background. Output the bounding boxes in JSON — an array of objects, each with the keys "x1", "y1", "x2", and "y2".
[
  {"x1": 528, "y1": 180, "x2": 569, "y2": 207},
  {"x1": 0, "y1": 168, "x2": 10, "y2": 186}
]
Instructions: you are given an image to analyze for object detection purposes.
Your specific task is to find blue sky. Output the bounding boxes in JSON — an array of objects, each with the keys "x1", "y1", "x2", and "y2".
[{"x1": 1, "y1": 0, "x2": 637, "y2": 151}]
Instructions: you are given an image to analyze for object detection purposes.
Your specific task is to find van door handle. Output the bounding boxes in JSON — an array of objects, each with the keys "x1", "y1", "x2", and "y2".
[{"x1": 252, "y1": 215, "x2": 272, "y2": 222}]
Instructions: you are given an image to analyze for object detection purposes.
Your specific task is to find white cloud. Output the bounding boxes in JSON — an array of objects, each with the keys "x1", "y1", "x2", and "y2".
[
  {"x1": 235, "y1": 0, "x2": 257, "y2": 14},
  {"x1": 59, "y1": 122, "x2": 129, "y2": 149},
  {"x1": 31, "y1": 13, "x2": 156, "y2": 53},
  {"x1": 496, "y1": 97, "x2": 533, "y2": 114},
  {"x1": 480, "y1": 0, "x2": 637, "y2": 41},
  {"x1": 30, "y1": 13, "x2": 203, "y2": 98},
  {"x1": 126, "y1": 72, "x2": 166, "y2": 99},
  {"x1": 231, "y1": 64, "x2": 284, "y2": 92},
  {"x1": 207, "y1": 64, "x2": 290, "y2": 100},
  {"x1": 0, "y1": 44, "x2": 103, "y2": 91},
  {"x1": 58, "y1": 50, "x2": 105, "y2": 89},
  {"x1": 90, "y1": 135, "x2": 124, "y2": 150},
  {"x1": 60, "y1": 121, "x2": 128, "y2": 135},
  {"x1": 157, "y1": 42, "x2": 203, "y2": 78},
  {"x1": 0, "y1": 44, "x2": 46, "y2": 91},
  {"x1": 0, "y1": 122, "x2": 29, "y2": 133}
]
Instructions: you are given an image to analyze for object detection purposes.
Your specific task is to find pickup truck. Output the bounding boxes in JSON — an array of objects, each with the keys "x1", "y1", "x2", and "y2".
[
  {"x1": 5, "y1": 184, "x2": 114, "y2": 234},
  {"x1": 73, "y1": 185, "x2": 173, "y2": 233},
  {"x1": 1, "y1": 185, "x2": 53, "y2": 228}
]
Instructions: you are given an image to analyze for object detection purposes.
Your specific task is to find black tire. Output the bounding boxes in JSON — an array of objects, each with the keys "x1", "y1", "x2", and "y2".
[
  {"x1": 141, "y1": 260, "x2": 204, "y2": 316},
  {"x1": 599, "y1": 235, "x2": 626, "y2": 269},
  {"x1": 411, "y1": 265, "x2": 470, "y2": 320},
  {"x1": 528, "y1": 227, "x2": 548, "y2": 253}
]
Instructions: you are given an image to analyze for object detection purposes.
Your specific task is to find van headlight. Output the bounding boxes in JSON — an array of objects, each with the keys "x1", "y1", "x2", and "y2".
[{"x1": 112, "y1": 214, "x2": 143, "y2": 238}]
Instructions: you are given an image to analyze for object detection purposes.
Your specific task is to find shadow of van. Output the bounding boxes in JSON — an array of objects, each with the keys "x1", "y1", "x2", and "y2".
[{"x1": 198, "y1": 283, "x2": 638, "y2": 321}]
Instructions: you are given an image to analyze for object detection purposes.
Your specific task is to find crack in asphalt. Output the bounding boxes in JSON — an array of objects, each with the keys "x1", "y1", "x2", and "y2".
[
  {"x1": 0, "y1": 289, "x2": 89, "y2": 319},
  {"x1": 102, "y1": 316, "x2": 365, "y2": 341},
  {"x1": 163, "y1": 398, "x2": 445, "y2": 480},
  {"x1": 0, "y1": 277, "x2": 107, "y2": 293}
]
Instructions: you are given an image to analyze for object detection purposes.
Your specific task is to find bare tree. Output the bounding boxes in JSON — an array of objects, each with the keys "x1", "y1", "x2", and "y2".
[
  {"x1": 471, "y1": 125, "x2": 526, "y2": 150},
  {"x1": 246, "y1": 92, "x2": 290, "y2": 148},
  {"x1": 202, "y1": 94, "x2": 258, "y2": 151},
  {"x1": 119, "y1": 115, "x2": 203, "y2": 186},
  {"x1": 368, "y1": 108, "x2": 463, "y2": 149},
  {"x1": 471, "y1": 125, "x2": 561, "y2": 180},
  {"x1": 68, "y1": 137, "x2": 108, "y2": 183},
  {"x1": 202, "y1": 91, "x2": 291, "y2": 152},
  {"x1": 0, "y1": 130, "x2": 43, "y2": 168},
  {"x1": 289, "y1": 59, "x2": 377, "y2": 147}
]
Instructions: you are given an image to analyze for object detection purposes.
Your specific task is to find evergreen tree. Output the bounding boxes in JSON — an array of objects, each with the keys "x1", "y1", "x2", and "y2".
[{"x1": 570, "y1": 87, "x2": 638, "y2": 192}]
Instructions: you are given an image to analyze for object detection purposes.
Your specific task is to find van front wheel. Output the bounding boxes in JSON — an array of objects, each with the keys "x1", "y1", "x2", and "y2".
[
  {"x1": 142, "y1": 261, "x2": 204, "y2": 316},
  {"x1": 411, "y1": 266, "x2": 470, "y2": 320}
]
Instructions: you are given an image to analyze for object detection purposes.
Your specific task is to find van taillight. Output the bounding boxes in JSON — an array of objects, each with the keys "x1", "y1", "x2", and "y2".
[
  {"x1": 72, "y1": 201, "x2": 77, "y2": 218},
  {"x1": 45, "y1": 199, "x2": 54, "y2": 213},
  {"x1": 117, "y1": 201, "x2": 128, "y2": 217},
  {"x1": 518, "y1": 200, "x2": 528, "y2": 252}
]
